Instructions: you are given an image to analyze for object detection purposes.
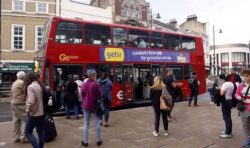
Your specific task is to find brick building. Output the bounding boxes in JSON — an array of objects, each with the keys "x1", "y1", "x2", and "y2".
[
  {"x1": 0, "y1": 0, "x2": 56, "y2": 95},
  {"x1": 90, "y1": 0, "x2": 150, "y2": 27}
]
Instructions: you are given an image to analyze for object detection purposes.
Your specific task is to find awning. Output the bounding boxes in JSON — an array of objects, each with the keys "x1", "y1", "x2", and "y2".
[{"x1": 0, "y1": 63, "x2": 34, "y2": 73}]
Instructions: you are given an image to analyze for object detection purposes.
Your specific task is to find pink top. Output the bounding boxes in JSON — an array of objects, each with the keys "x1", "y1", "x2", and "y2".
[{"x1": 235, "y1": 83, "x2": 250, "y2": 111}]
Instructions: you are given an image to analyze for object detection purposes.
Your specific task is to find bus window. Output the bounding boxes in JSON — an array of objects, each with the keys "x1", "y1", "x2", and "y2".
[
  {"x1": 150, "y1": 32, "x2": 163, "y2": 49},
  {"x1": 181, "y1": 36, "x2": 195, "y2": 50},
  {"x1": 184, "y1": 64, "x2": 193, "y2": 80},
  {"x1": 113, "y1": 28, "x2": 127, "y2": 47},
  {"x1": 85, "y1": 24, "x2": 111, "y2": 46},
  {"x1": 128, "y1": 29, "x2": 148, "y2": 48},
  {"x1": 55, "y1": 22, "x2": 82, "y2": 44},
  {"x1": 86, "y1": 64, "x2": 112, "y2": 80},
  {"x1": 166, "y1": 65, "x2": 183, "y2": 80},
  {"x1": 164, "y1": 34, "x2": 181, "y2": 50},
  {"x1": 115, "y1": 65, "x2": 122, "y2": 83}
]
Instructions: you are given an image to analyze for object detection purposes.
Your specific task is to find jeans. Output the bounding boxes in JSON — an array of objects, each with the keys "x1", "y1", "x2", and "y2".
[
  {"x1": 189, "y1": 89, "x2": 199, "y2": 105},
  {"x1": 25, "y1": 115, "x2": 45, "y2": 148},
  {"x1": 208, "y1": 88, "x2": 214, "y2": 102},
  {"x1": 65, "y1": 102, "x2": 79, "y2": 119},
  {"x1": 100, "y1": 100, "x2": 111, "y2": 123},
  {"x1": 221, "y1": 99, "x2": 233, "y2": 135},
  {"x1": 83, "y1": 109, "x2": 101, "y2": 142}
]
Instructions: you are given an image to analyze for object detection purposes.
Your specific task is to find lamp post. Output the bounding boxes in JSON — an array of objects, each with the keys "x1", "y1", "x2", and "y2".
[
  {"x1": 150, "y1": 9, "x2": 161, "y2": 29},
  {"x1": 212, "y1": 26, "x2": 222, "y2": 75}
]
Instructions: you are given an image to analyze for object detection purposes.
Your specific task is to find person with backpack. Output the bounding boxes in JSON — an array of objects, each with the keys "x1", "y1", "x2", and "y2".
[
  {"x1": 219, "y1": 74, "x2": 234, "y2": 138},
  {"x1": 227, "y1": 68, "x2": 242, "y2": 107},
  {"x1": 235, "y1": 69, "x2": 250, "y2": 147},
  {"x1": 98, "y1": 72, "x2": 113, "y2": 127}
]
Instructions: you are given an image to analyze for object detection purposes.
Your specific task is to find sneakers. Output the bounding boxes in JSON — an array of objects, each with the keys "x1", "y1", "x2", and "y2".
[
  {"x1": 104, "y1": 123, "x2": 109, "y2": 127},
  {"x1": 20, "y1": 137, "x2": 29, "y2": 144},
  {"x1": 164, "y1": 131, "x2": 169, "y2": 136},
  {"x1": 81, "y1": 141, "x2": 88, "y2": 147},
  {"x1": 220, "y1": 133, "x2": 232, "y2": 138},
  {"x1": 153, "y1": 131, "x2": 159, "y2": 137},
  {"x1": 13, "y1": 138, "x2": 20, "y2": 143},
  {"x1": 97, "y1": 140, "x2": 102, "y2": 146},
  {"x1": 210, "y1": 102, "x2": 214, "y2": 104}
]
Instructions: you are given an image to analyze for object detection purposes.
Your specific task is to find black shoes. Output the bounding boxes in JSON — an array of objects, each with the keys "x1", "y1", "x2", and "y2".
[
  {"x1": 81, "y1": 140, "x2": 102, "y2": 147},
  {"x1": 97, "y1": 140, "x2": 102, "y2": 146},
  {"x1": 81, "y1": 141, "x2": 88, "y2": 147}
]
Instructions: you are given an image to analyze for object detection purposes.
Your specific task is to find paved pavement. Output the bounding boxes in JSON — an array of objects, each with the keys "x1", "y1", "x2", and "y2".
[{"x1": 0, "y1": 93, "x2": 246, "y2": 148}]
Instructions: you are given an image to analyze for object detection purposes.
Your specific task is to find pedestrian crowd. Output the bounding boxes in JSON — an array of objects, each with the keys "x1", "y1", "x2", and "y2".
[{"x1": 9, "y1": 67, "x2": 250, "y2": 148}]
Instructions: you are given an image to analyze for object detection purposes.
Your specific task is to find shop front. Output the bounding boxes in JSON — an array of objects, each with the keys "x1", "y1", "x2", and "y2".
[{"x1": 0, "y1": 63, "x2": 34, "y2": 97}]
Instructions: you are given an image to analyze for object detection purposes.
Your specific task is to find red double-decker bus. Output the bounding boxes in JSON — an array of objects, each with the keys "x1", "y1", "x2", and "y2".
[{"x1": 37, "y1": 17, "x2": 206, "y2": 108}]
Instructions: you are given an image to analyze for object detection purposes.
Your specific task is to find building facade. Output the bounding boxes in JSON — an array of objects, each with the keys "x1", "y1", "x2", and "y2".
[
  {"x1": 0, "y1": 0, "x2": 56, "y2": 94},
  {"x1": 90, "y1": 0, "x2": 150, "y2": 27},
  {"x1": 209, "y1": 43, "x2": 250, "y2": 75},
  {"x1": 179, "y1": 15, "x2": 210, "y2": 75},
  {"x1": 60, "y1": 0, "x2": 112, "y2": 23}
]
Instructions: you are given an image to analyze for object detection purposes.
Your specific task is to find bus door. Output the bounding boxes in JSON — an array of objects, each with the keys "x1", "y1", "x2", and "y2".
[
  {"x1": 133, "y1": 64, "x2": 151, "y2": 101},
  {"x1": 152, "y1": 65, "x2": 163, "y2": 77},
  {"x1": 122, "y1": 65, "x2": 134, "y2": 102},
  {"x1": 53, "y1": 64, "x2": 83, "y2": 109}
]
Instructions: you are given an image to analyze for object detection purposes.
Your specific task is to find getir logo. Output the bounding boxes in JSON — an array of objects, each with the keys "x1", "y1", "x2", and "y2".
[
  {"x1": 59, "y1": 54, "x2": 78, "y2": 61},
  {"x1": 104, "y1": 48, "x2": 125, "y2": 61}
]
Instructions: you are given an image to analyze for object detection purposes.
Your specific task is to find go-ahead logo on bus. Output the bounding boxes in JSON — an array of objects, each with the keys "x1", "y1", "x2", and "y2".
[
  {"x1": 59, "y1": 54, "x2": 79, "y2": 61},
  {"x1": 104, "y1": 48, "x2": 125, "y2": 62}
]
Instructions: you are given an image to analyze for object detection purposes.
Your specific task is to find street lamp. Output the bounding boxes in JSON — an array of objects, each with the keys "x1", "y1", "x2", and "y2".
[
  {"x1": 151, "y1": 9, "x2": 161, "y2": 29},
  {"x1": 212, "y1": 25, "x2": 222, "y2": 75}
]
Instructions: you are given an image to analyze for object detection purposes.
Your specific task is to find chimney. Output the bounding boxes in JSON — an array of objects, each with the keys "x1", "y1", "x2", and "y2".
[
  {"x1": 187, "y1": 14, "x2": 197, "y2": 21},
  {"x1": 169, "y1": 19, "x2": 177, "y2": 26}
]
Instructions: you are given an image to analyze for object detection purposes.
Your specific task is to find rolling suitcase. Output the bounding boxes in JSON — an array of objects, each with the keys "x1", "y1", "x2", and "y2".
[{"x1": 44, "y1": 115, "x2": 57, "y2": 142}]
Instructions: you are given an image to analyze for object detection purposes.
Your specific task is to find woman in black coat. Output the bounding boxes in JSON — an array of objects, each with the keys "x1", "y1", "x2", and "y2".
[{"x1": 150, "y1": 76, "x2": 169, "y2": 137}]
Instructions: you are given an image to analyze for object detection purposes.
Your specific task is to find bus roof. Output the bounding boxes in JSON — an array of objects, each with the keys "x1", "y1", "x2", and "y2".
[{"x1": 50, "y1": 16, "x2": 201, "y2": 39}]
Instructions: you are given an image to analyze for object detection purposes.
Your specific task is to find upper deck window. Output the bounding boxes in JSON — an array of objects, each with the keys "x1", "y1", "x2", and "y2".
[
  {"x1": 85, "y1": 24, "x2": 111, "y2": 46},
  {"x1": 55, "y1": 22, "x2": 82, "y2": 44},
  {"x1": 181, "y1": 36, "x2": 195, "y2": 50},
  {"x1": 113, "y1": 28, "x2": 127, "y2": 47},
  {"x1": 128, "y1": 29, "x2": 148, "y2": 48},
  {"x1": 164, "y1": 34, "x2": 181, "y2": 50},
  {"x1": 150, "y1": 32, "x2": 163, "y2": 49}
]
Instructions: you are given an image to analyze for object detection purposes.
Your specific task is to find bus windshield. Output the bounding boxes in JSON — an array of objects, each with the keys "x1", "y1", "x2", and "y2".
[{"x1": 39, "y1": 18, "x2": 52, "y2": 57}]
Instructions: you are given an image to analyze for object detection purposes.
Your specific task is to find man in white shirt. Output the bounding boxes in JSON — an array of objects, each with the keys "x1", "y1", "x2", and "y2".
[
  {"x1": 137, "y1": 38, "x2": 147, "y2": 48},
  {"x1": 219, "y1": 74, "x2": 234, "y2": 138}
]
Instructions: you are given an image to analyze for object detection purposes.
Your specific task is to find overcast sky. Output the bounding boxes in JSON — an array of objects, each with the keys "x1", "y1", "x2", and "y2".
[
  {"x1": 76, "y1": 0, "x2": 250, "y2": 45},
  {"x1": 148, "y1": 0, "x2": 250, "y2": 45}
]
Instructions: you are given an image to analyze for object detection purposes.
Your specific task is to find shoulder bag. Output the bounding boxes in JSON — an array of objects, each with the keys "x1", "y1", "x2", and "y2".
[{"x1": 237, "y1": 85, "x2": 250, "y2": 111}]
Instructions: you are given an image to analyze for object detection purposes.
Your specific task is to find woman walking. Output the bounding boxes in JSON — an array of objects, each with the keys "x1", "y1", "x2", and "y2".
[
  {"x1": 150, "y1": 76, "x2": 169, "y2": 137},
  {"x1": 23, "y1": 71, "x2": 45, "y2": 148},
  {"x1": 235, "y1": 69, "x2": 250, "y2": 147}
]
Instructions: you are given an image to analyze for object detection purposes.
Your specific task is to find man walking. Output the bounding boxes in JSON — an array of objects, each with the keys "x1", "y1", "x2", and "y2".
[
  {"x1": 10, "y1": 71, "x2": 28, "y2": 143},
  {"x1": 188, "y1": 72, "x2": 200, "y2": 106}
]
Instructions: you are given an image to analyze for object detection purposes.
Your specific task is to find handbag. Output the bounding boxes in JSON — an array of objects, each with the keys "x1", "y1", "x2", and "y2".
[
  {"x1": 94, "y1": 97, "x2": 104, "y2": 116},
  {"x1": 237, "y1": 85, "x2": 250, "y2": 111},
  {"x1": 160, "y1": 87, "x2": 172, "y2": 110}
]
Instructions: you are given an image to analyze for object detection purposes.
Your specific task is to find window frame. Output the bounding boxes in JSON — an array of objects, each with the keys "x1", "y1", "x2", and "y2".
[
  {"x1": 35, "y1": 26, "x2": 44, "y2": 51},
  {"x1": 55, "y1": 21, "x2": 83, "y2": 44},
  {"x1": 11, "y1": 24, "x2": 25, "y2": 50},
  {"x1": 12, "y1": 0, "x2": 25, "y2": 12},
  {"x1": 112, "y1": 27, "x2": 128, "y2": 47},
  {"x1": 36, "y1": 2, "x2": 49, "y2": 14}
]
